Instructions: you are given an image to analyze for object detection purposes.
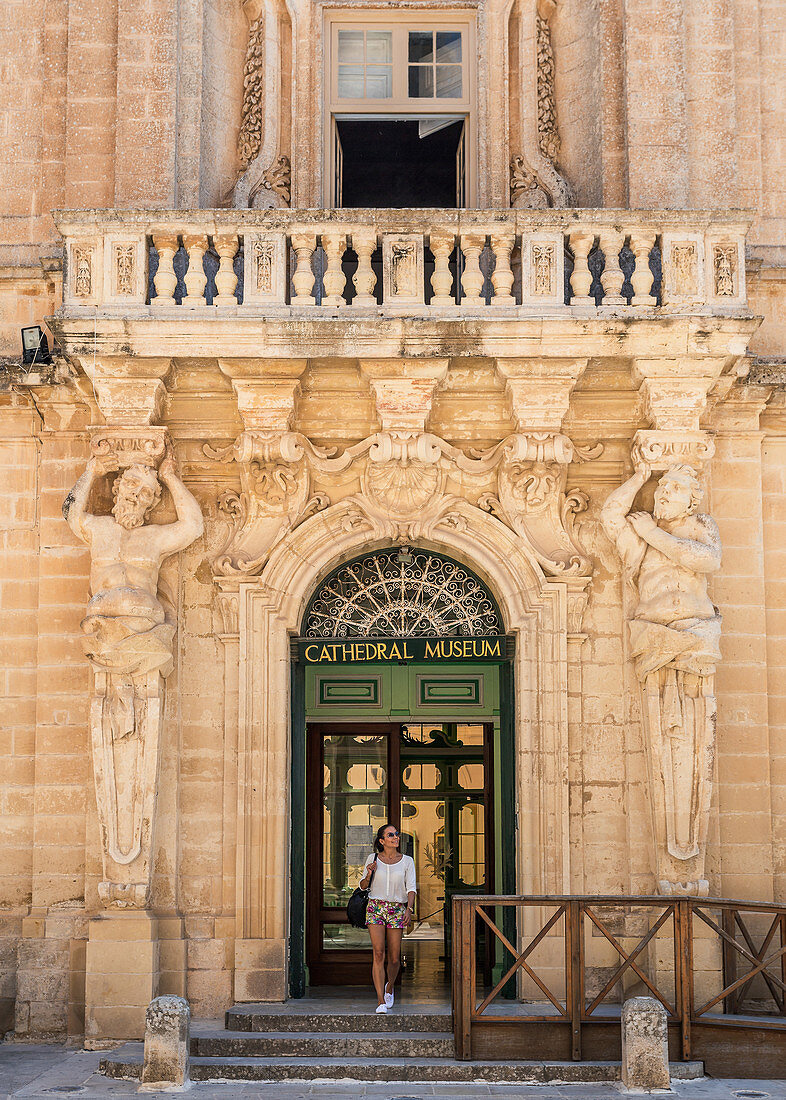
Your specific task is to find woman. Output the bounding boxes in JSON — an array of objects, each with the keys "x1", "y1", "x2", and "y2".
[{"x1": 359, "y1": 823, "x2": 417, "y2": 1013}]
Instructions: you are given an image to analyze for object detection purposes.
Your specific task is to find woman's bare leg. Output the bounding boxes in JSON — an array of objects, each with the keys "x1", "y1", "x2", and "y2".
[
  {"x1": 385, "y1": 926, "x2": 403, "y2": 995},
  {"x1": 369, "y1": 922, "x2": 387, "y2": 1004}
]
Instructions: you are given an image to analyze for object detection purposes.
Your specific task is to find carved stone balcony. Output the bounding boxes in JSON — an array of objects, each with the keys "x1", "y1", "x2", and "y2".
[{"x1": 52, "y1": 208, "x2": 753, "y2": 363}]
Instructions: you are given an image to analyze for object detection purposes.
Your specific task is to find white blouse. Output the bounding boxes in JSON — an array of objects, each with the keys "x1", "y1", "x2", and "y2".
[{"x1": 363, "y1": 853, "x2": 417, "y2": 904}]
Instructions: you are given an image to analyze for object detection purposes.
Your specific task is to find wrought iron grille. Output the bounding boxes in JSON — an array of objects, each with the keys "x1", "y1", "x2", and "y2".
[{"x1": 303, "y1": 548, "x2": 503, "y2": 638}]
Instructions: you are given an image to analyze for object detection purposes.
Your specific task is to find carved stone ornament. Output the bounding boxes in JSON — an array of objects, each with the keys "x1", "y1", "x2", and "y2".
[
  {"x1": 237, "y1": 13, "x2": 265, "y2": 173},
  {"x1": 63, "y1": 432, "x2": 204, "y2": 908},
  {"x1": 203, "y1": 431, "x2": 335, "y2": 575},
  {"x1": 259, "y1": 154, "x2": 291, "y2": 207},
  {"x1": 204, "y1": 429, "x2": 600, "y2": 632},
  {"x1": 509, "y1": 0, "x2": 573, "y2": 209},
  {"x1": 475, "y1": 433, "x2": 602, "y2": 576},
  {"x1": 600, "y1": 458, "x2": 722, "y2": 897}
]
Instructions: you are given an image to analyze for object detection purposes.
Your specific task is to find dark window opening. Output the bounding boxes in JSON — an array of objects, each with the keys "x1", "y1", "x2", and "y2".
[{"x1": 336, "y1": 118, "x2": 465, "y2": 208}]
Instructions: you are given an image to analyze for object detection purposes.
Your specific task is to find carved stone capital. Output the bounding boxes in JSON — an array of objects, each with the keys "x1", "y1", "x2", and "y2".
[
  {"x1": 359, "y1": 360, "x2": 449, "y2": 431},
  {"x1": 231, "y1": 377, "x2": 302, "y2": 432},
  {"x1": 633, "y1": 358, "x2": 724, "y2": 433},
  {"x1": 631, "y1": 430, "x2": 715, "y2": 473},
  {"x1": 495, "y1": 358, "x2": 589, "y2": 432},
  {"x1": 92, "y1": 378, "x2": 167, "y2": 427},
  {"x1": 89, "y1": 425, "x2": 169, "y2": 470}
]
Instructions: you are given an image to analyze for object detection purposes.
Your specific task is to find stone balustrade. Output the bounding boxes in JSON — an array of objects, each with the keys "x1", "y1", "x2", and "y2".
[{"x1": 55, "y1": 209, "x2": 750, "y2": 317}]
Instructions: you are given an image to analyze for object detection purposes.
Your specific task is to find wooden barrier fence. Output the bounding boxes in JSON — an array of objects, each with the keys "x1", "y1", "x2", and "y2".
[{"x1": 452, "y1": 895, "x2": 786, "y2": 1077}]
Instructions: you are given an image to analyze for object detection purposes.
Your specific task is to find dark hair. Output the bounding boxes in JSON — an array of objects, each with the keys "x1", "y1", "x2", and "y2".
[{"x1": 374, "y1": 823, "x2": 398, "y2": 853}]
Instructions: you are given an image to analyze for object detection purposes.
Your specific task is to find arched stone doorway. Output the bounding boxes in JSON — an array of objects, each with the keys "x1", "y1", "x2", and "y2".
[
  {"x1": 294, "y1": 546, "x2": 509, "y2": 989},
  {"x1": 228, "y1": 497, "x2": 579, "y2": 1002}
]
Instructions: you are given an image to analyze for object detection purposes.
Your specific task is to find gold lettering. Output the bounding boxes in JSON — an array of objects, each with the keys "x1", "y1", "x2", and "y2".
[
  {"x1": 389, "y1": 642, "x2": 402, "y2": 660},
  {"x1": 403, "y1": 642, "x2": 413, "y2": 660},
  {"x1": 305, "y1": 644, "x2": 318, "y2": 661},
  {"x1": 486, "y1": 638, "x2": 501, "y2": 657},
  {"x1": 355, "y1": 643, "x2": 365, "y2": 662},
  {"x1": 463, "y1": 640, "x2": 472, "y2": 657},
  {"x1": 342, "y1": 644, "x2": 352, "y2": 662},
  {"x1": 378, "y1": 643, "x2": 389, "y2": 661},
  {"x1": 319, "y1": 646, "x2": 331, "y2": 662},
  {"x1": 424, "y1": 640, "x2": 439, "y2": 659},
  {"x1": 329, "y1": 644, "x2": 340, "y2": 661},
  {"x1": 367, "y1": 643, "x2": 377, "y2": 661}
]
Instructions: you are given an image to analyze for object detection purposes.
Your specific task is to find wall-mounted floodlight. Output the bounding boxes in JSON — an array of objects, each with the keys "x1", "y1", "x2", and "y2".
[{"x1": 21, "y1": 326, "x2": 52, "y2": 366}]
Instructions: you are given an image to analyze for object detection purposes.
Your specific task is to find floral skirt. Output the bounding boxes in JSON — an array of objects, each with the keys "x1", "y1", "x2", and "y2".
[{"x1": 366, "y1": 898, "x2": 408, "y2": 929}]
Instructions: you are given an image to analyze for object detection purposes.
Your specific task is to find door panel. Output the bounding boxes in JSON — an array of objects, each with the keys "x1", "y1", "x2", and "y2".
[{"x1": 306, "y1": 723, "x2": 399, "y2": 984}]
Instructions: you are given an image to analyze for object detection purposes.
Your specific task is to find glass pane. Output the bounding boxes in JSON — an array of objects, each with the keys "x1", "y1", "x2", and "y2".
[
  {"x1": 401, "y1": 798, "x2": 447, "y2": 942},
  {"x1": 458, "y1": 802, "x2": 484, "y2": 886},
  {"x1": 436, "y1": 31, "x2": 462, "y2": 63},
  {"x1": 408, "y1": 65, "x2": 434, "y2": 98},
  {"x1": 408, "y1": 30, "x2": 434, "y2": 62},
  {"x1": 366, "y1": 29, "x2": 392, "y2": 62},
  {"x1": 322, "y1": 734, "x2": 387, "y2": 909},
  {"x1": 337, "y1": 29, "x2": 364, "y2": 63},
  {"x1": 337, "y1": 65, "x2": 364, "y2": 98},
  {"x1": 457, "y1": 763, "x2": 484, "y2": 790},
  {"x1": 323, "y1": 923, "x2": 370, "y2": 950},
  {"x1": 365, "y1": 65, "x2": 393, "y2": 98},
  {"x1": 402, "y1": 763, "x2": 442, "y2": 790},
  {"x1": 436, "y1": 64, "x2": 462, "y2": 98},
  {"x1": 456, "y1": 724, "x2": 484, "y2": 746},
  {"x1": 346, "y1": 762, "x2": 385, "y2": 790}
]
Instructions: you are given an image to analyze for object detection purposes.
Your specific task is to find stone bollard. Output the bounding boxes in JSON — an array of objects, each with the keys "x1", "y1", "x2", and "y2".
[
  {"x1": 620, "y1": 996, "x2": 670, "y2": 1092},
  {"x1": 140, "y1": 995, "x2": 190, "y2": 1090}
]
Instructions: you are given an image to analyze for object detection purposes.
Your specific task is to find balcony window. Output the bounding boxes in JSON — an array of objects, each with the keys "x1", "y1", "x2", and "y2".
[{"x1": 327, "y1": 12, "x2": 474, "y2": 207}]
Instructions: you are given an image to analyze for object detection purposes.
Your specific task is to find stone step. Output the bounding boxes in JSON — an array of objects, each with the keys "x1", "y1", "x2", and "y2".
[
  {"x1": 192, "y1": 1029, "x2": 455, "y2": 1058},
  {"x1": 101, "y1": 1051, "x2": 705, "y2": 1085},
  {"x1": 225, "y1": 1007, "x2": 453, "y2": 1033}
]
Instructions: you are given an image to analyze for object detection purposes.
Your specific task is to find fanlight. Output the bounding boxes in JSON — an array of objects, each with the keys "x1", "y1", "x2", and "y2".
[{"x1": 303, "y1": 547, "x2": 502, "y2": 638}]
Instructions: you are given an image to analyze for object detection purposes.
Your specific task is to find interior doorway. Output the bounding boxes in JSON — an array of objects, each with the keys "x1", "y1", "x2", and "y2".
[
  {"x1": 305, "y1": 720, "x2": 493, "y2": 988},
  {"x1": 335, "y1": 118, "x2": 466, "y2": 207}
]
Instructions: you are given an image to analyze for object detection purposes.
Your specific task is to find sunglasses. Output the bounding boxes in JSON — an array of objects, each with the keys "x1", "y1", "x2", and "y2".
[{"x1": 384, "y1": 831, "x2": 400, "y2": 838}]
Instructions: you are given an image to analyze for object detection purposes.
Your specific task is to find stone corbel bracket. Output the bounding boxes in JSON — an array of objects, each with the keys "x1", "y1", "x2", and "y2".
[
  {"x1": 203, "y1": 431, "x2": 338, "y2": 576},
  {"x1": 469, "y1": 432, "x2": 602, "y2": 576}
]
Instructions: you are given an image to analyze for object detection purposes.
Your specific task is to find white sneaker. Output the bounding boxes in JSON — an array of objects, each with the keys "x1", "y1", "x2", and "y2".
[
  {"x1": 384, "y1": 987, "x2": 394, "y2": 1008},
  {"x1": 375, "y1": 1003, "x2": 388, "y2": 1014}
]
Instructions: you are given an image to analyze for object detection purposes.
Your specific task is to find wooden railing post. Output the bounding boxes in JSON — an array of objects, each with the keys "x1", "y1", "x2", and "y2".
[
  {"x1": 568, "y1": 899, "x2": 582, "y2": 1060},
  {"x1": 454, "y1": 897, "x2": 473, "y2": 1060},
  {"x1": 722, "y1": 907, "x2": 738, "y2": 1014},
  {"x1": 676, "y1": 899, "x2": 692, "y2": 1060}
]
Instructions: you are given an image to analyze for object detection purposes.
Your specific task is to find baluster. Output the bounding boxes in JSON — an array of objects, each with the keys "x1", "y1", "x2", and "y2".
[
  {"x1": 213, "y1": 233, "x2": 239, "y2": 305},
  {"x1": 152, "y1": 234, "x2": 179, "y2": 304},
  {"x1": 181, "y1": 233, "x2": 208, "y2": 307},
  {"x1": 321, "y1": 233, "x2": 347, "y2": 307},
  {"x1": 430, "y1": 232, "x2": 455, "y2": 307},
  {"x1": 290, "y1": 233, "x2": 316, "y2": 305},
  {"x1": 629, "y1": 231, "x2": 657, "y2": 306},
  {"x1": 598, "y1": 229, "x2": 626, "y2": 305},
  {"x1": 460, "y1": 233, "x2": 485, "y2": 306},
  {"x1": 352, "y1": 230, "x2": 377, "y2": 306},
  {"x1": 490, "y1": 234, "x2": 515, "y2": 305},
  {"x1": 568, "y1": 230, "x2": 595, "y2": 306}
]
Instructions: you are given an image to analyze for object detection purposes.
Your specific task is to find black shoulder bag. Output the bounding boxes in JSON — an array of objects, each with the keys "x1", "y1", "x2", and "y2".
[{"x1": 346, "y1": 856, "x2": 377, "y2": 929}]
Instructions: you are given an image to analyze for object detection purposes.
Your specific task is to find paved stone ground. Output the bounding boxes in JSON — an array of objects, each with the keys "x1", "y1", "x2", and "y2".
[{"x1": 0, "y1": 1044, "x2": 784, "y2": 1100}]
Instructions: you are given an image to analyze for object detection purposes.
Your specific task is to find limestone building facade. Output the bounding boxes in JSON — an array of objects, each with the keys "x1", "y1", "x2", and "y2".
[{"x1": 1, "y1": 0, "x2": 785, "y2": 1045}]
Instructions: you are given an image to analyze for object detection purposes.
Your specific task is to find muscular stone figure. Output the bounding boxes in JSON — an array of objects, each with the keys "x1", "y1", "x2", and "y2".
[
  {"x1": 64, "y1": 446, "x2": 204, "y2": 734},
  {"x1": 64, "y1": 444, "x2": 204, "y2": 896},
  {"x1": 601, "y1": 462, "x2": 722, "y2": 894}
]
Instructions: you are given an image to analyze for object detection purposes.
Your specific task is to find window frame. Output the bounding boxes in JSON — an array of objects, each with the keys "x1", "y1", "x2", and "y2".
[{"x1": 324, "y1": 8, "x2": 477, "y2": 207}]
